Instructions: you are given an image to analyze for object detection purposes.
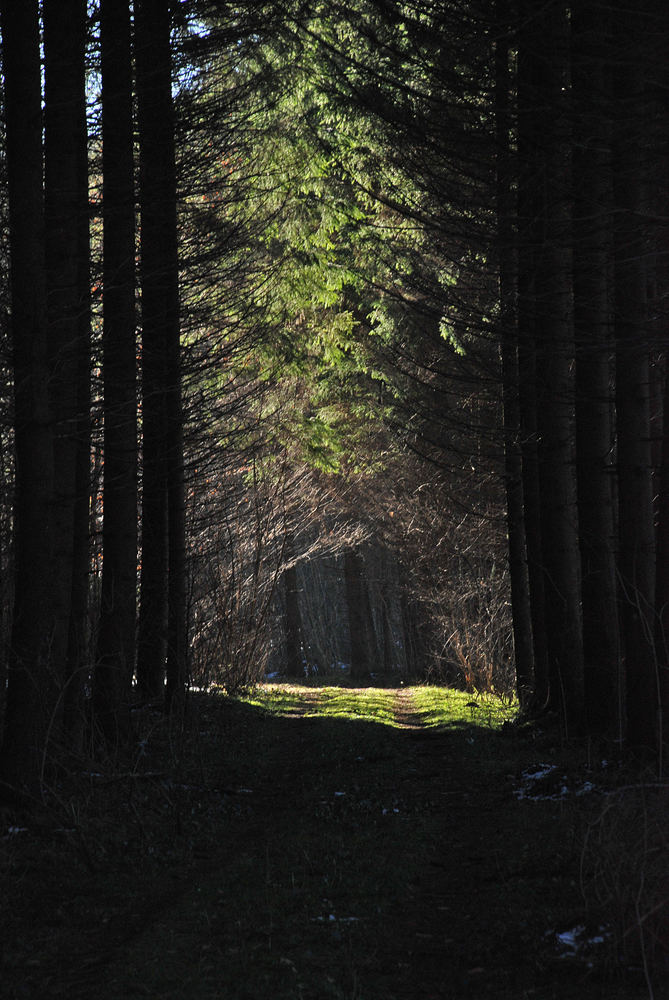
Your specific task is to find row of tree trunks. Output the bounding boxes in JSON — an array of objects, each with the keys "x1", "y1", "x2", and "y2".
[
  {"x1": 0, "y1": 0, "x2": 57, "y2": 791},
  {"x1": 499, "y1": 0, "x2": 666, "y2": 754},
  {"x1": 0, "y1": 0, "x2": 186, "y2": 788}
]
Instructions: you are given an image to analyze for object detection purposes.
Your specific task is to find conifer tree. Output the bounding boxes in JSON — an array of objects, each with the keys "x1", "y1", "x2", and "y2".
[
  {"x1": 94, "y1": 0, "x2": 138, "y2": 742},
  {"x1": 0, "y1": 0, "x2": 56, "y2": 790},
  {"x1": 135, "y1": 0, "x2": 186, "y2": 711}
]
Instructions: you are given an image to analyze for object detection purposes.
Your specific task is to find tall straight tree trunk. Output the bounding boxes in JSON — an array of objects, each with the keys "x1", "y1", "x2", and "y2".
[
  {"x1": 344, "y1": 548, "x2": 371, "y2": 681},
  {"x1": 651, "y1": 25, "x2": 669, "y2": 755},
  {"x1": 521, "y1": 2, "x2": 584, "y2": 731},
  {"x1": 380, "y1": 573, "x2": 395, "y2": 675},
  {"x1": 612, "y1": 2, "x2": 658, "y2": 754},
  {"x1": 495, "y1": 0, "x2": 534, "y2": 707},
  {"x1": 43, "y1": 0, "x2": 91, "y2": 749},
  {"x1": 94, "y1": 0, "x2": 138, "y2": 744},
  {"x1": 656, "y1": 356, "x2": 669, "y2": 734},
  {"x1": 283, "y1": 533, "x2": 304, "y2": 678},
  {"x1": 64, "y1": 92, "x2": 92, "y2": 750},
  {"x1": 0, "y1": 0, "x2": 57, "y2": 791},
  {"x1": 135, "y1": 0, "x2": 186, "y2": 712},
  {"x1": 515, "y1": 3, "x2": 549, "y2": 710},
  {"x1": 571, "y1": 2, "x2": 621, "y2": 737}
]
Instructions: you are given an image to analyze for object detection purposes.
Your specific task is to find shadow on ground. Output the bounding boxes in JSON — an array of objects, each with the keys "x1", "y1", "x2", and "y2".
[{"x1": 0, "y1": 689, "x2": 652, "y2": 999}]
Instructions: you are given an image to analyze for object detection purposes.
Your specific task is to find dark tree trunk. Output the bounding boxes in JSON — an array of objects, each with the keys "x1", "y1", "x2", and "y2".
[
  {"x1": 612, "y1": 2, "x2": 658, "y2": 754},
  {"x1": 0, "y1": 0, "x2": 57, "y2": 791},
  {"x1": 656, "y1": 352, "x2": 669, "y2": 744},
  {"x1": 571, "y1": 2, "x2": 621, "y2": 738},
  {"x1": 344, "y1": 548, "x2": 371, "y2": 681},
  {"x1": 516, "y1": 9, "x2": 549, "y2": 710},
  {"x1": 135, "y1": 0, "x2": 186, "y2": 712},
  {"x1": 399, "y1": 574, "x2": 430, "y2": 681},
  {"x1": 64, "y1": 121, "x2": 92, "y2": 750},
  {"x1": 380, "y1": 581, "x2": 395, "y2": 675},
  {"x1": 651, "y1": 27, "x2": 669, "y2": 754},
  {"x1": 657, "y1": 356, "x2": 669, "y2": 722},
  {"x1": 43, "y1": 0, "x2": 91, "y2": 750},
  {"x1": 522, "y1": 2, "x2": 585, "y2": 732},
  {"x1": 495, "y1": 0, "x2": 534, "y2": 707},
  {"x1": 94, "y1": 0, "x2": 138, "y2": 744},
  {"x1": 283, "y1": 535, "x2": 304, "y2": 678}
]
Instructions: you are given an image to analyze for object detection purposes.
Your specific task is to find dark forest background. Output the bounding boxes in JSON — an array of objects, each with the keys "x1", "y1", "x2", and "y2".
[{"x1": 0, "y1": 0, "x2": 668, "y2": 794}]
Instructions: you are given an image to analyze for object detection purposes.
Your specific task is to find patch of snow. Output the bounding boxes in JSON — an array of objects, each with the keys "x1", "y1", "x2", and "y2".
[
  {"x1": 514, "y1": 763, "x2": 599, "y2": 801},
  {"x1": 524, "y1": 763, "x2": 556, "y2": 782},
  {"x1": 556, "y1": 925, "x2": 586, "y2": 953},
  {"x1": 548, "y1": 924, "x2": 611, "y2": 967}
]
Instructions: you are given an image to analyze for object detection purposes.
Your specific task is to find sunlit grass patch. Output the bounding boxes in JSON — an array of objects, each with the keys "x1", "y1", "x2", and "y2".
[
  {"x1": 311, "y1": 686, "x2": 398, "y2": 724},
  {"x1": 239, "y1": 683, "x2": 322, "y2": 716},
  {"x1": 241, "y1": 683, "x2": 399, "y2": 724},
  {"x1": 410, "y1": 685, "x2": 517, "y2": 729},
  {"x1": 237, "y1": 682, "x2": 517, "y2": 730}
]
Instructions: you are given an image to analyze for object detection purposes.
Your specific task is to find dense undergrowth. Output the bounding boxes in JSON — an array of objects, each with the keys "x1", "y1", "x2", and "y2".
[{"x1": 0, "y1": 681, "x2": 662, "y2": 999}]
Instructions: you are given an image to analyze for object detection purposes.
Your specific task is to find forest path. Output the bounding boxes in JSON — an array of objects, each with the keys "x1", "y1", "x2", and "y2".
[
  {"x1": 3, "y1": 688, "x2": 647, "y2": 1000},
  {"x1": 391, "y1": 686, "x2": 426, "y2": 729}
]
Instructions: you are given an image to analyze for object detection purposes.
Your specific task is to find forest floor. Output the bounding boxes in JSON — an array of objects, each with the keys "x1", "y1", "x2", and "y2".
[{"x1": 0, "y1": 680, "x2": 665, "y2": 1000}]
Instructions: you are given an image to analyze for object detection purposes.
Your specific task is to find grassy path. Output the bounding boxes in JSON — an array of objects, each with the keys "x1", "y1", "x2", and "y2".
[{"x1": 1, "y1": 685, "x2": 650, "y2": 999}]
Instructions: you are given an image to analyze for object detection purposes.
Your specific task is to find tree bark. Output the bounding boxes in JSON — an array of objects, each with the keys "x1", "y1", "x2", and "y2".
[
  {"x1": 283, "y1": 534, "x2": 305, "y2": 678},
  {"x1": 43, "y1": 0, "x2": 84, "y2": 715},
  {"x1": 135, "y1": 0, "x2": 186, "y2": 712},
  {"x1": 64, "y1": 102, "x2": 93, "y2": 751},
  {"x1": 522, "y1": 2, "x2": 584, "y2": 732},
  {"x1": 612, "y1": 2, "x2": 658, "y2": 754},
  {"x1": 0, "y1": 0, "x2": 57, "y2": 791},
  {"x1": 344, "y1": 548, "x2": 371, "y2": 681},
  {"x1": 495, "y1": 0, "x2": 534, "y2": 707},
  {"x1": 515, "y1": 3, "x2": 549, "y2": 711},
  {"x1": 94, "y1": 0, "x2": 138, "y2": 744},
  {"x1": 43, "y1": 0, "x2": 91, "y2": 752},
  {"x1": 571, "y1": 1, "x2": 621, "y2": 737}
]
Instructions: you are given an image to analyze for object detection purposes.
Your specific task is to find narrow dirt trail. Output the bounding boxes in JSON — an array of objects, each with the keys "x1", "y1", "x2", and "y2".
[
  {"x1": 392, "y1": 687, "x2": 426, "y2": 729},
  {"x1": 13, "y1": 690, "x2": 647, "y2": 1000}
]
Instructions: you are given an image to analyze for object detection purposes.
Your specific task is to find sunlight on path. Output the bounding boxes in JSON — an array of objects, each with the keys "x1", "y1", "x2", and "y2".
[
  {"x1": 392, "y1": 686, "x2": 426, "y2": 729},
  {"x1": 248, "y1": 682, "x2": 515, "y2": 730}
]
